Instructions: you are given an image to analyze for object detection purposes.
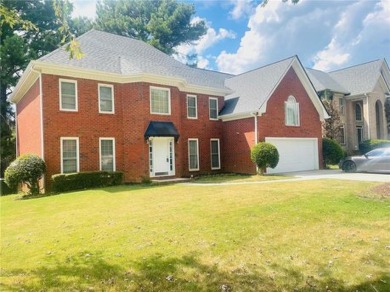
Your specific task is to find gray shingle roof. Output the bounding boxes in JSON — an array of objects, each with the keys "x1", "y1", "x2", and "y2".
[
  {"x1": 39, "y1": 30, "x2": 231, "y2": 90},
  {"x1": 220, "y1": 56, "x2": 295, "y2": 116},
  {"x1": 305, "y1": 68, "x2": 348, "y2": 94},
  {"x1": 329, "y1": 59, "x2": 385, "y2": 96}
]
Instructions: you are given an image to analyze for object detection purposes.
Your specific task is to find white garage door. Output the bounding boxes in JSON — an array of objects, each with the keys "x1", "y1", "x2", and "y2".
[{"x1": 265, "y1": 137, "x2": 319, "y2": 174}]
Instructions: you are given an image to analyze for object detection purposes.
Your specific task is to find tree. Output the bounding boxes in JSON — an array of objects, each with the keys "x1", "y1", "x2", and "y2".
[
  {"x1": 4, "y1": 154, "x2": 46, "y2": 196},
  {"x1": 322, "y1": 138, "x2": 343, "y2": 168},
  {"x1": 322, "y1": 98, "x2": 343, "y2": 142},
  {"x1": 250, "y1": 142, "x2": 279, "y2": 174},
  {"x1": 95, "y1": 0, "x2": 207, "y2": 55}
]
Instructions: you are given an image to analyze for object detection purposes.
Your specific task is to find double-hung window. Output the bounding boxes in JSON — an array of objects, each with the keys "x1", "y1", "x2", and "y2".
[
  {"x1": 150, "y1": 87, "x2": 170, "y2": 115},
  {"x1": 61, "y1": 137, "x2": 79, "y2": 173},
  {"x1": 339, "y1": 97, "x2": 345, "y2": 115},
  {"x1": 209, "y1": 97, "x2": 218, "y2": 120},
  {"x1": 187, "y1": 95, "x2": 197, "y2": 119},
  {"x1": 285, "y1": 95, "x2": 300, "y2": 126},
  {"x1": 210, "y1": 139, "x2": 221, "y2": 170},
  {"x1": 60, "y1": 79, "x2": 77, "y2": 111},
  {"x1": 188, "y1": 139, "x2": 199, "y2": 171},
  {"x1": 100, "y1": 138, "x2": 115, "y2": 171},
  {"x1": 355, "y1": 103, "x2": 362, "y2": 121},
  {"x1": 99, "y1": 84, "x2": 114, "y2": 113}
]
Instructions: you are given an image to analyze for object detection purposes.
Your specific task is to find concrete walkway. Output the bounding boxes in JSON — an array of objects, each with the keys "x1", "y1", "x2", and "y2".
[{"x1": 185, "y1": 170, "x2": 389, "y2": 186}]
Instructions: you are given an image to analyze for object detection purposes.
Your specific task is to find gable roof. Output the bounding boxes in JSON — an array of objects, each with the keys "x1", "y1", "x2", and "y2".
[
  {"x1": 329, "y1": 59, "x2": 387, "y2": 96},
  {"x1": 11, "y1": 30, "x2": 232, "y2": 103},
  {"x1": 305, "y1": 68, "x2": 349, "y2": 94},
  {"x1": 220, "y1": 56, "x2": 329, "y2": 121}
]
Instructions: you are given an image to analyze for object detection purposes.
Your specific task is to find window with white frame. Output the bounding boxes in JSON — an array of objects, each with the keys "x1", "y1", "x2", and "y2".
[
  {"x1": 188, "y1": 139, "x2": 199, "y2": 171},
  {"x1": 285, "y1": 95, "x2": 300, "y2": 126},
  {"x1": 209, "y1": 97, "x2": 218, "y2": 120},
  {"x1": 187, "y1": 95, "x2": 197, "y2": 119},
  {"x1": 339, "y1": 125, "x2": 346, "y2": 145},
  {"x1": 355, "y1": 103, "x2": 362, "y2": 121},
  {"x1": 61, "y1": 137, "x2": 79, "y2": 173},
  {"x1": 60, "y1": 79, "x2": 77, "y2": 111},
  {"x1": 99, "y1": 138, "x2": 115, "y2": 171},
  {"x1": 99, "y1": 84, "x2": 114, "y2": 113},
  {"x1": 210, "y1": 139, "x2": 221, "y2": 170},
  {"x1": 150, "y1": 87, "x2": 170, "y2": 114},
  {"x1": 339, "y1": 97, "x2": 345, "y2": 115}
]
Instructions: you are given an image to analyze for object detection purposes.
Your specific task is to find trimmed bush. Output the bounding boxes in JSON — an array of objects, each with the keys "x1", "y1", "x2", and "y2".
[
  {"x1": 359, "y1": 139, "x2": 390, "y2": 154},
  {"x1": 322, "y1": 137, "x2": 344, "y2": 167},
  {"x1": 4, "y1": 154, "x2": 46, "y2": 196},
  {"x1": 250, "y1": 142, "x2": 279, "y2": 174},
  {"x1": 51, "y1": 171, "x2": 123, "y2": 193}
]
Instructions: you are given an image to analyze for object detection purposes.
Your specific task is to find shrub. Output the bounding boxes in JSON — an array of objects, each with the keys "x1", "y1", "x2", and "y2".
[
  {"x1": 4, "y1": 154, "x2": 46, "y2": 196},
  {"x1": 359, "y1": 139, "x2": 390, "y2": 154},
  {"x1": 322, "y1": 137, "x2": 344, "y2": 167},
  {"x1": 250, "y1": 142, "x2": 279, "y2": 174},
  {"x1": 51, "y1": 171, "x2": 123, "y2": 193},
  {"x1": 1, "y1": 178, "x2": 17, "y2": 195}
]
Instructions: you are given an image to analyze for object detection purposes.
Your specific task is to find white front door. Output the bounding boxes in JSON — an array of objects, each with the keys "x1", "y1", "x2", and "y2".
[{"x1": 150, "y1": 137, "x2": 175, "y2": 177}]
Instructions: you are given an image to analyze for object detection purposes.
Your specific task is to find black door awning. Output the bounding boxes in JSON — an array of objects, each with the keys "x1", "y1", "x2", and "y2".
[{"x1": 144, "y1": 121, "x2": 180, "y2": 140}]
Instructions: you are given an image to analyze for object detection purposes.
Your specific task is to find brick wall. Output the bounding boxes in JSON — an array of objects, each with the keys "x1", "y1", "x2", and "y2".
[
  {"x1": 40, "y1": 74, "x2": 224, "y2": 187},
  {"x1": 222, "y1": 67, "x2": 323, "y2": 173}
]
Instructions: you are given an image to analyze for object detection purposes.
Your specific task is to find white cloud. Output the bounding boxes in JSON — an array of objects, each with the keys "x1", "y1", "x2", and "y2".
[
  {"x1": 215, "y1": 0, "x2": 389, "y2": 74},
  {"x1": 174, "y1": 18, "x2": 236, "y2": 69},
  {"x1": 229, "y1": 0, "x2": 255, "y2": 20}
]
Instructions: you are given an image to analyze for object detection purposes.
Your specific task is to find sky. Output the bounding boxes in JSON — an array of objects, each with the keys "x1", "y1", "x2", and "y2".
[{"x1": 71, "y1": 0, "x2": 390, "y2": 74}]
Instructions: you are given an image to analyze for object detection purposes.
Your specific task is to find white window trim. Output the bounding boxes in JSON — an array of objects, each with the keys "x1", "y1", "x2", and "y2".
[
  {"x1": 99, "y1": 137, "x2": 116, "y2": 171},
  {"x1": 209, "y1": 97, "x2": 219, "y2": 120},
  {"x1": 339, "y1": 97, "x2": 345, "y2": 115},
  {"x1": 210, "y1": 138, "x2": 221, "y2": 170},
  {"x1": 60, "y1": 137, "x2": 79, "y2": 174},
  {"x1": 340, "y1": 125, "x2": 346, "y2": 145},
  {"x1": 186, "y1": 94, "x2": 198, "y2": 119},
  {"x1": 59, "y1": 79, "x2": 78, "y2": 112},
  {"x1": 285, "y1": 95, "x2": 300, "y2": 127},
  {"x1": 150, "y1": 86, "x2": 171, "y2": 115},
  {"x1": 355, "y1": 103, "x2": 363, "y2": 122},
  {"x1": 98, "y1": 83, "x2": 115, "y2": 114},
  {"x1": 188, "y1": 138, "x2": 199, "y2": 171}
]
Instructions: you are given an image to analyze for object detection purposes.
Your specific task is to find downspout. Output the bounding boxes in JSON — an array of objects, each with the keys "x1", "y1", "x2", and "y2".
[{"x1": 252, "y1": 111, "x2": 259, "y2": 173}]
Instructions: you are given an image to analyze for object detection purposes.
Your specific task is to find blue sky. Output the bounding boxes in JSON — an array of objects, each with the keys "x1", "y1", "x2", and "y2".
[{"x1": 72, "y1": 0, "x2": 390, "y2": 74}]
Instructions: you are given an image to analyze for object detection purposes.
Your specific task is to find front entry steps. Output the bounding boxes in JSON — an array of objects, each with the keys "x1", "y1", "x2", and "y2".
[{"x1": 151, "y1": 177, "x2": 191, "y2": 185}]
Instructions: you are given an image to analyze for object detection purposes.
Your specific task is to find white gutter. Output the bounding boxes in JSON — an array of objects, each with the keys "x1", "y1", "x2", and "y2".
[{"x1": 252, "y1": 112, "x2": 258, "y2": 145}]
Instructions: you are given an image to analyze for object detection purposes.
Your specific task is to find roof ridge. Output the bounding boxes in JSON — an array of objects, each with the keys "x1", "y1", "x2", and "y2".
[{"x1": 329, "y1": 59, "x2": 383, "y2": 74}]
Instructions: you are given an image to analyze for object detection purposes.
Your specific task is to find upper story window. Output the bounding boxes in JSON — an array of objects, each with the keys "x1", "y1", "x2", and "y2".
[
  {"x1": 187, "y1": 95, "x2": 197, "y2": 119},
  {"x1": 60, "y1": 79, "x2": 77, "y2": 111},
  {"x1": 150, "y1": 86, "x2": 171, "y2": 115},
  {"x1": 99, "y1": 84, "x2": 114, "y2": 114},
  {"x1": 209, "y1": 97, "x2": 218, "y2": 120},
  {"x1": 285, "y1": 95, "x2": 300, "y2": 126},
  {"x1": 355, "y1": 103, "x2": 362, "y2": 121},
  {"x1": 339, "y1": 97, "x2": 345, "y2": 115},
  {"x1": 61, "y1": 137, "x2": 79, "y2": 173}
]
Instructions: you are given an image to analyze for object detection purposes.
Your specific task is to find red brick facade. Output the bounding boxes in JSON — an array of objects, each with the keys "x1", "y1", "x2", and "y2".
[{"x1": 222, "y1": 67, "x2": 323, "y2": 174}]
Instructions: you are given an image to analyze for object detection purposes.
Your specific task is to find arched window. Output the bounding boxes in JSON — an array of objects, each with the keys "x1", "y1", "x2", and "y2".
[
  {"x1": 355, "y1": 103, "x2": 362, "y2": 121},
  {"x1": 285, "y1": 96, "x2": 300, "y2": 126}
]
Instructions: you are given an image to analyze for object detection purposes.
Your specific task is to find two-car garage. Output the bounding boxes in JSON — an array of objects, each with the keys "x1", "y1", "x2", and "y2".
[{"x1": 265, "y1": 137, "x2": 319, "y2": 174}]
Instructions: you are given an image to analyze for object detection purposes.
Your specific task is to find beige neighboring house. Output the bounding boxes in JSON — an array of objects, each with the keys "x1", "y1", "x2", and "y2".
[{"x1": 307, "y1": 59, "x2": 390, "y2": 154}]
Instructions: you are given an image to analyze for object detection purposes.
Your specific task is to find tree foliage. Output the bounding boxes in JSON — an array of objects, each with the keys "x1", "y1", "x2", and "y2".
[
  {"x1": 250, "y1": 142, "x2": 279, "y2": 174},
  {"x1": 322, "y1": 98, "x2": 343, "y2": 142},
  {"x1": 322, "y1": 138, "x2": 344, "y2": 167},
  {"x1": 95, "y1": 0, "x2": 207, "y2": 55},
  {"x1": 4, "y1": 154, "x2": 46, "y2": 196}
]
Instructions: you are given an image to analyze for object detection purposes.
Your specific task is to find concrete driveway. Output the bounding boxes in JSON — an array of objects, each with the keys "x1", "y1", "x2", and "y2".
[{"x1": 284, "y1": 169, "x2": 390, "y2": 182}]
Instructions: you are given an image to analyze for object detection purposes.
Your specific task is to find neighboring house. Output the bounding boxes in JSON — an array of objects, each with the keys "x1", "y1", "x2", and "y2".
[
  {"x1": 306, "y1": 59, "x2": 390, "y2": 153},
  {"x1": 11, "y1": 30, "x2": 328, "y2": 190}
]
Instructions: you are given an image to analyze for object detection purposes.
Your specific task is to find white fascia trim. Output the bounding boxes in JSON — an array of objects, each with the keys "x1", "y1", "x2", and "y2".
[
  {"x1": 10, "y1": 62, "x2": 40, "y2": 103},
  {"x1": 220, "y1": 111, "x2": 257, "y2": 122},
  {"x1": 11, "y1": 61, "x2": 231, "y2": 104},
  {"x1": 291, "y1": 59, "x2": 330, "y2": 120}
]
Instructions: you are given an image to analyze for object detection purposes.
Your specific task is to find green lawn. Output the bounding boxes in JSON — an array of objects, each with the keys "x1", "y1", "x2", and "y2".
[{"x1": 1, "y1": 180, "x2": 389, "y2": 291}]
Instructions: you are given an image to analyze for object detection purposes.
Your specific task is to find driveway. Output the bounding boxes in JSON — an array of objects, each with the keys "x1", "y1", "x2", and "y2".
[{"x1": 284, "y1": 169, "x2": 390, "y2": 182}]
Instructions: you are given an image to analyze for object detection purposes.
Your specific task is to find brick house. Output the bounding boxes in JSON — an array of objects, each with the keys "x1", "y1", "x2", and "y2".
[
  {"x1": 11, "y1": 30, "x2": 329, "y2": 190},
  {"x1": 306, "y1": 59, "x2": 390, "y2": 153}
]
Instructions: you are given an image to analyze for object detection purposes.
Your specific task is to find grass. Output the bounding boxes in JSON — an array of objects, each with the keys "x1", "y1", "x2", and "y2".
[{"x1": 1, "y1": 180, "x2": 389, "y2": 291}]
